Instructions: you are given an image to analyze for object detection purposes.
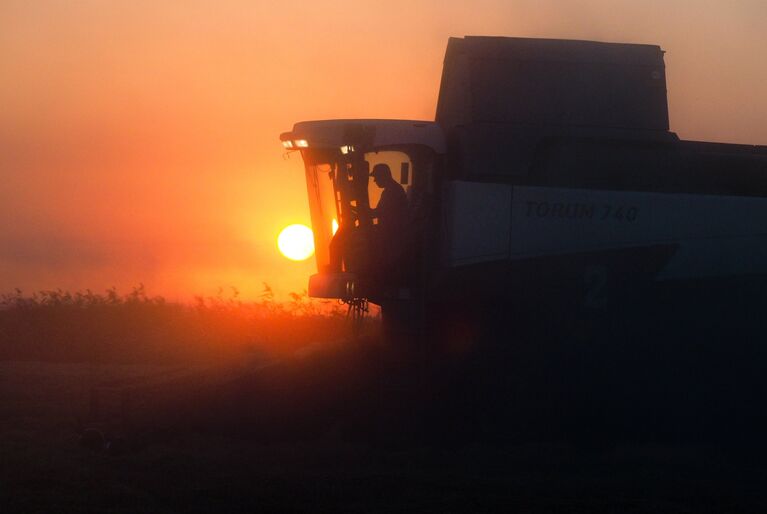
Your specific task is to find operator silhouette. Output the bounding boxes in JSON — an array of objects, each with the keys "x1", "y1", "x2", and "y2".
[
  {"x1": 328, "y1": 163, "x2": 407, "y2": 274},
  {"x1": 370, "y1": 163, "x2": 408, "y2": 232},
  {"x1": 370, "y1": 163, "x2": 408, "y2": 271}
]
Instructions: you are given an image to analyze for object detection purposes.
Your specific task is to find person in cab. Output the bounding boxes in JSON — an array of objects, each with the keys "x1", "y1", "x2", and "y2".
[{"x1": 369, "y1": 163, "x2": 408, "y2": 273}]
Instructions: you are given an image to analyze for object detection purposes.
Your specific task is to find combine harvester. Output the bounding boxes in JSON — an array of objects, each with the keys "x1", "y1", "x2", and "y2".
[
  {"x1": 281, "y1": 36, "x2": 767, "y2": 344},
  {"x1": 277, "y1": 37, "x2": 767, "y2": 441}
]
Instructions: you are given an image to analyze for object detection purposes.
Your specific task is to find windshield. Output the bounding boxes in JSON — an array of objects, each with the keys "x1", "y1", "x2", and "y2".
[{"x1": 305, "y1": 162, "x2": 339, "y2": 272}]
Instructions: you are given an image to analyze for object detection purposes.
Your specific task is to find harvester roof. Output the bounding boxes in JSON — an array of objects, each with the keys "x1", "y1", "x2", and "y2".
[{"x1": 280, "y1": 119, "x2": 446, "y2": 154}]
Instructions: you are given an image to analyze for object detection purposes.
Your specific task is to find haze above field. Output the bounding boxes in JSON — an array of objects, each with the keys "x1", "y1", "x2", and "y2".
[{"x1": 1, "y1": 0, "x2": 765, "y2": 300}]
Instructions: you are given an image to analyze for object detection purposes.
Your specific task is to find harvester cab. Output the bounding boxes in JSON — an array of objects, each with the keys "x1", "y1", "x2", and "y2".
[{"x1": 280, "y1": 120, "x2": 446, "y2": 305}]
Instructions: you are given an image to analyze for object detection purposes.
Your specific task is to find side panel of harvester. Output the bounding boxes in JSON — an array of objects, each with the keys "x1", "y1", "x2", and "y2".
[{"x1": 445, "y1": 182, "x2": 767, "y2": 283}]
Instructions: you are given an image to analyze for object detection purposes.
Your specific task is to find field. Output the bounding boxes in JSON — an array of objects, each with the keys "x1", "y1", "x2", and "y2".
[{"x1": 1, "y1": 288, "x2": 766, "y2": 513}]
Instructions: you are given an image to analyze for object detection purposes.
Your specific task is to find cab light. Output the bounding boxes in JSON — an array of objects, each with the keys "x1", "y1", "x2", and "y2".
[
  {"x1": 340, "y1": 145, "x2": 355, "y2": 155},
  {"x1": 295, "y1": 139, "x2": 309, "y2": 148}
]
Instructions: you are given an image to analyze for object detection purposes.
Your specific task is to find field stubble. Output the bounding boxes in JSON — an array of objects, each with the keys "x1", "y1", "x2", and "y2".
[{"x1": 1, "y1": 287, "x2": 766, "y2": 512}]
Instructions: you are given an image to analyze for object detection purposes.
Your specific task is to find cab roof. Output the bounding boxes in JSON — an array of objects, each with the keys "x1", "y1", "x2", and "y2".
[{"x1": 281, "y1": 119, "x2": 446, "y2": 154}]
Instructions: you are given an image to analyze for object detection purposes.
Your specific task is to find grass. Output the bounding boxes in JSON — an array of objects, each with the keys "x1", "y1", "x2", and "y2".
[
  {"x1": 0, "y1": 284, "x2": 359, "y2": 365},
  {"x1": 1, "y1": 286, "x2": 766, "y2": 512}
]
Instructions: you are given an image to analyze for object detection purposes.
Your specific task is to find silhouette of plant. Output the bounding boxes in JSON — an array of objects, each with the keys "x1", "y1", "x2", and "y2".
[{"x1": 0, "y1": 285, "x2": 357, "y2": 364}]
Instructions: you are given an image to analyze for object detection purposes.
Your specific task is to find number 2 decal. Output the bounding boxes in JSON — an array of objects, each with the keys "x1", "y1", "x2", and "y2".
[{"x1": 583, "y1": 266, "x2": 608, "y2": 309}]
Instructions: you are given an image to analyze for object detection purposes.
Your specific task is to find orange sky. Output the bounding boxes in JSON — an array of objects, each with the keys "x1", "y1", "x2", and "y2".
[{"x1": 1, "y1": 0, "x2": 765, "y2": 300}]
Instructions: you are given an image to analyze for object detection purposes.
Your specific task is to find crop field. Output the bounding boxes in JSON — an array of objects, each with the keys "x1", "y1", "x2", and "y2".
[{"x1": 1, "y1": 288, "x2": 766, "y2": 513}]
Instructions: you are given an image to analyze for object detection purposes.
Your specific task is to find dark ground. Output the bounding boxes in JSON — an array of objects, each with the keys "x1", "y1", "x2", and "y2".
[{"x1": 2, "y1": 340, "x2": 766, "y2": 514}]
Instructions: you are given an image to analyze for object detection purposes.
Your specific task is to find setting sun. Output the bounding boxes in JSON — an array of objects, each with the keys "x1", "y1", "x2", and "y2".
[{"x1": 277, "y1": 224, "x2": 315, "y2": 261}]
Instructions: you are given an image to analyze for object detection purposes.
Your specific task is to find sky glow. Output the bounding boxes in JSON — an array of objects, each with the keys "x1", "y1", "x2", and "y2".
[{"x1": 0, "y1": 0, "x2": 765, "y2": 300}]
